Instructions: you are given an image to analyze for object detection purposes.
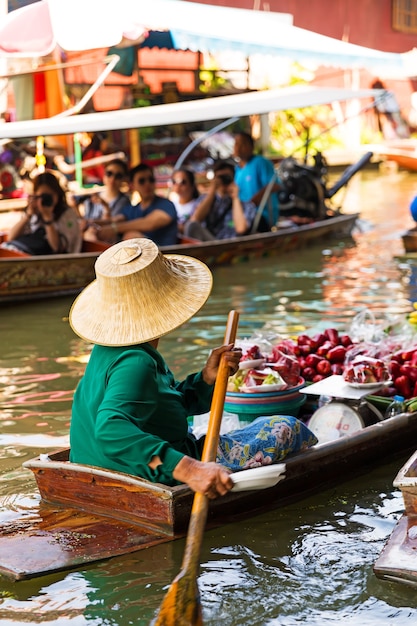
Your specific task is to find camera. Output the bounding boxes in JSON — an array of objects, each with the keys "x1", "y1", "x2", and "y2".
[
  {"x1": 217, "y1": 173, "x2": 233, "y2": 185},
  {"x1": 40, "y1": 193, "x2": 54, "y2": 207}
]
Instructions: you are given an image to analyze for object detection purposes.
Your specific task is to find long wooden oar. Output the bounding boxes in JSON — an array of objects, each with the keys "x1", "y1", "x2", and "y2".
[{"x1": 152, "y1": 310, "x2": 239, "y2": 626}]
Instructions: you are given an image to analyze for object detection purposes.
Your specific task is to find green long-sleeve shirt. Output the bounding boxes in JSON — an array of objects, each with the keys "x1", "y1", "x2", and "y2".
[{"x1": 70, "y1": 343, "x2": 214, "y2": 485}]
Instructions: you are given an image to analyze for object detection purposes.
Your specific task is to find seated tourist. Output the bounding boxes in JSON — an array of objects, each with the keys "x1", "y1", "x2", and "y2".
[
  {"x1": 1, "y1": 171, "x2": 81, "y2": 255},
  {"x1": 74, "y1": 159, "x2": 130, "y2": 243},
  {"x1": 184, "y1": 160, "x2": 257, "y2": 241},
  {"x1": 97, "y1": 163, "x2": 178, "y2": 246},
  {"x1": 169, "y1": 167, "x2": 200, "y2": 233}
]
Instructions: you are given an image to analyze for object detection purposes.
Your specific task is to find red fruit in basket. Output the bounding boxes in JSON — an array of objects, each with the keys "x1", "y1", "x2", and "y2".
[
  {"x1": 305, "y1": 353, "x2": 323, "y2": 368},
  {"x1": 324, "y1": 328, "x2": 339, "y2": 344},
  {"x1": 241, "y1": 345, "x2": 264, "y2": 361},
  {"x1": 312, "y1": 374, "x2": 325, "y2": 383},
  {"x1": 400, "y1": 364, "x2": 417, "y2": 383},
  {"x1": 401, "y1": 349, "x2": 417, "y2": 363},
  {"x1": 274, "y1": 340, "x2": 297, "y2": 356},
  {"x1": 303, "y1": 367, "x2": 316, "y2": 381},
  {"x1": 312, "y1": 333, "x2": 327, "y2": 348},
  {"x1": 339, "y1": 334, "x2": 353, "y2": 348},
  {"x1": 297, "y1": 334, "x2": 312, "y2": 346},
  {"x1": 298, "y1": 357, "x2": 307, "y2": 370},
  {"x1": 327, "y1": 346, "x2": 347, "y2": 363},
  {"x1": 317, "y1": 341, "x2": 336, "y2": 356},
  {"x1": 316, "y1": 359, "x2": 332, "y2": 375},
  {"x1": 395, "y1": 375, "x2": 412, "y2": 398},
  {"x1": 390, "y1": 352, "x2": 402, "y2": 364},
  {"x1": 389, "y1": 361, "x2": 401, "y2": 379}
]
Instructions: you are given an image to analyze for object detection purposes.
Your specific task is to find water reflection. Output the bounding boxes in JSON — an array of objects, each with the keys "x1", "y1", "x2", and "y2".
[{"x1": 0, "y1": 169, "x2": 417, "y2": 624}]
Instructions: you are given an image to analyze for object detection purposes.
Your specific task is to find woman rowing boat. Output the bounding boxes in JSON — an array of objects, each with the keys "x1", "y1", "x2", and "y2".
[{"x1": 69, "y1": 238, "x2": 317, "y2": 497}]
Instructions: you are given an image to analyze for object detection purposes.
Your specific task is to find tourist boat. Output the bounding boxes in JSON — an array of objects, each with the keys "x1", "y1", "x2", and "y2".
[
  {"x1": 1, "y1": 407, "x2": 416, "y2": 581},
  {"x1": 373, "y1": 448, "x2": 417, "y2": 587},
  {"x1": 0, "y1": 211, "x2": 358, "y2": 304},
  {"x1": 0, "y1": 85, "x2": 376, "y2": 304}
]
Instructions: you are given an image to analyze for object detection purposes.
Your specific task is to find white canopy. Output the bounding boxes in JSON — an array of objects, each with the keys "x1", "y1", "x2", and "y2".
[
  {"x1": 0, "y1": 0, "x2": 415, "y2": 77},
  {"x1": 0, "y1": 86, "x2": 381, "y2": 140}
]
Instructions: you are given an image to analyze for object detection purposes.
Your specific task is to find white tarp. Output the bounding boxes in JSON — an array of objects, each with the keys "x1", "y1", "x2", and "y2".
[
  {"x1": 0, "y1": 85, "x2": 381, "y2": 139},
  {"x1": 0, "y1": 0, "x2": 416, "y2": 77}
]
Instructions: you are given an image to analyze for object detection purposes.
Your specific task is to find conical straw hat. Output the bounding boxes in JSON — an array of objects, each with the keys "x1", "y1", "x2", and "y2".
[{"x1": 69, "y1": 238, "x2": 213, "y2": 346}]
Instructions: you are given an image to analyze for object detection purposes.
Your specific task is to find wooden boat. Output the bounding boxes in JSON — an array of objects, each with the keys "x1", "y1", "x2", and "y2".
[
  {"x1": 367, "y1": 139, "x2": 417, "y2": 172},
  {"x1": 0, "y1": 211, "x2": 358, "y2": 304},
  {"x1": 1, "y1": 407, "x2": 416, "y2": 581},
  {"x1": 0, "y1": 86, "x2": 378, "y2": 304},
  {"x1": 402, "y1": 228, "x2": 417, "y2": 254},
  {"x1": 373, "y1": 448, "x2": 417, "y2": 587}
]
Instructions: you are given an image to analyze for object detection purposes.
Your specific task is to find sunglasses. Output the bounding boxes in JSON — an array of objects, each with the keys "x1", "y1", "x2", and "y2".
[
  {"x1": 136, "y1": 175, "x2": 155, "y2": 185},
  {"x1": 31, "y1": 193, "x2": 54, "y2": 207},
  {"x1": 172, "y1": 179, "x2": 187, "y2": 186},
  {"x1": 105, "y1": 170, "x2": 124, "y2": 180}
]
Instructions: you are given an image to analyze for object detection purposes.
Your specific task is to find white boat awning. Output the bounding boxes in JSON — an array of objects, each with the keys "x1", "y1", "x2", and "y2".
[
  {"x1": 0, "y1": 0, "x2": 416, "y2": 77},
  {"x1": 0, "y1": 86, "x2": 381, "y2": 140}
]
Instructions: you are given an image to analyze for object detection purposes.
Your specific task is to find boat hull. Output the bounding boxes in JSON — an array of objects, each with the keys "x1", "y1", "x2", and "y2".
[
  {"x1": 0, "y1": 212, "x2": 358, "y2": 304},
  {"x1": 374, "y1": 448, "x2": 417, "y2": 587},
  {"x1": 402, "y1": 228, "x2": 417, "y2": 254},
  {"x1": 1, "y1": 409, "x2": 416, "y2": 581}
]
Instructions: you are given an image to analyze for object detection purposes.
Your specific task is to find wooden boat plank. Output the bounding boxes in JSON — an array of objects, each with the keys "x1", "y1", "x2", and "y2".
[
  {"x1": 0, "y1": 502, "x2": 173, "y2": 581},
  {"x1": 373, "y1": 515, "x2": 417, "y2": 587}
]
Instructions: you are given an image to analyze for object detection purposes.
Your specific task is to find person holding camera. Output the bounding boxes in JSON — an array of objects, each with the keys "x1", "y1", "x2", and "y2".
[
  {"x1": 1, "y1": 171, "x2": 81, "y2": 255},
  {"x1": 184, "y1": 160, "x2": 257, "y2": 241}
]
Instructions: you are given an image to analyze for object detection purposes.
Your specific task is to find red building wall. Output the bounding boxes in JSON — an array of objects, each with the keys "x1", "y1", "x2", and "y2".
[
  {"x1": 188, "y1": 0, "x2": 417, "y2": 52},
  {"x1": 188, "y1": 0, "x2": 417, "y2": 119}
]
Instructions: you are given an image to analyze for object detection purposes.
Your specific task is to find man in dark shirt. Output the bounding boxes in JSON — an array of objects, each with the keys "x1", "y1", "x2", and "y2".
[{"x1": 98, "y1": 164, "x2": 178, "y2": 246}]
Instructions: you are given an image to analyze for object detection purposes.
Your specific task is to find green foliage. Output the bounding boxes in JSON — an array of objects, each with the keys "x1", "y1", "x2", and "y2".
[{"x1": 269, "y1": 104, "x2": 345, "y2": 158}]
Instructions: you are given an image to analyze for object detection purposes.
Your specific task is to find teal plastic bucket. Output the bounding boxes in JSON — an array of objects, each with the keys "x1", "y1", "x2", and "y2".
[{"x1": 224, "y1": 393, "x2": 306, "y2": 423}]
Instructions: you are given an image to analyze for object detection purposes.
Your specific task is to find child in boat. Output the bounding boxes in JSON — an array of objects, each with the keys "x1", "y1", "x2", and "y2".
[
  {"x1": 69, "y1": 238, "x2": 317, "y2": 496},
  {"x1": 0, "y1": 171, "x2": 81, "y2": 255}
]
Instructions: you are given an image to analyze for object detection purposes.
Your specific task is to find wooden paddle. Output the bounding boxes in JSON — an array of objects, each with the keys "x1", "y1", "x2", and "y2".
[{"x1": 152, "y1": 309, "x2": 239, "y2": 626}]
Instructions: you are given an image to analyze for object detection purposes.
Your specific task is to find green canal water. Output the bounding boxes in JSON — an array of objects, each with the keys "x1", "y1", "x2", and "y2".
[{"x1": 0, "y1": 167, "x2": 417, "y2": 624}]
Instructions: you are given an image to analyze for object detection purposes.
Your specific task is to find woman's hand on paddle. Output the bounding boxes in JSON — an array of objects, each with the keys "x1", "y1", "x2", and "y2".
[
  {"x1": 202, "y1": 343, "x2": 242, "y2": 385},
  {"x1": 173, "y1": 456, "x2": 233, "y2": 498}
]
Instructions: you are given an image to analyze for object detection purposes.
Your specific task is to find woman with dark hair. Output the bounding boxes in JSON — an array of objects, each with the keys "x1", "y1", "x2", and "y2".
[
  {"x1": 170, "y1": 167, "x2": 200, "y2": 232},
  {"x1": 1, "y1": 171, "x2": 82, "y2": 255}
]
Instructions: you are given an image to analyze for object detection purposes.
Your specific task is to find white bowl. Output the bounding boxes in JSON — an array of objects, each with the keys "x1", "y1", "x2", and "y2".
[
  {"x1": 231, "y1": 464, "x2": 286, "y2": 492},
  {"x1": 238, "y1": 358, "x2": 266, "y2": 370}
]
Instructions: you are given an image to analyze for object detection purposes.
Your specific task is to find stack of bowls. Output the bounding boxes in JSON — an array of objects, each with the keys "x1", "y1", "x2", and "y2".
[{"x1": 224, "y1": 378, "x2": 306, "y2": 424}]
